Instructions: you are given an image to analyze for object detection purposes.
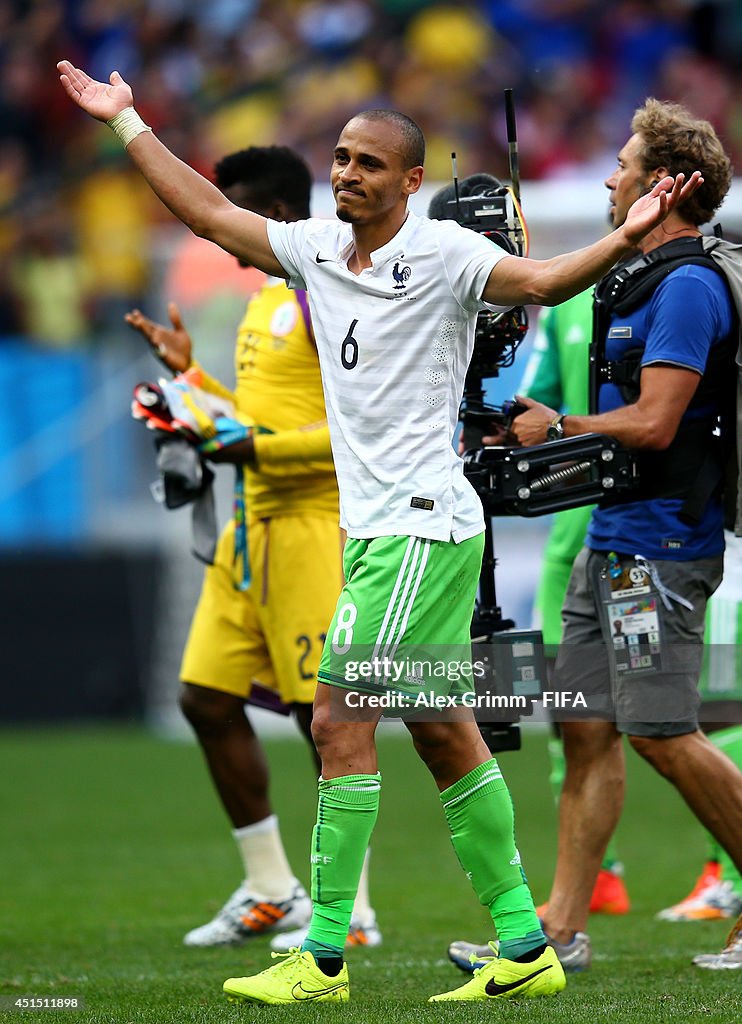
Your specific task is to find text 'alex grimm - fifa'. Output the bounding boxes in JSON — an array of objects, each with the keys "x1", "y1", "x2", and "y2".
[{"x1": 342, "y1": 691, "x2": 587, "y2": 710}]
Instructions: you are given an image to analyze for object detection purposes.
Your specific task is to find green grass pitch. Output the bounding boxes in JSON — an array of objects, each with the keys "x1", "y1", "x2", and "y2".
[{"x1": 0, "y1": 724, "x2": 738, "y2": 1023}]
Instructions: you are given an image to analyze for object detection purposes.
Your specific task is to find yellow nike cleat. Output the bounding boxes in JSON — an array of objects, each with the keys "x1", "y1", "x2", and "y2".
[
  {"x1": 223, "y1": 948, "x2": 349, "y2": 1005},
  {"x1": 429, "y1": 943, "x2": 566, "y2": 1002}
]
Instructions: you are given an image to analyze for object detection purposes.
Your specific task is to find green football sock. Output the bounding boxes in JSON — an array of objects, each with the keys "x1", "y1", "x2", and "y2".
[
  {"x1": 441, "y1": 759, "x2": 543, "y2": 958},
  {"x1": 708, "y1": 725, "x2": 742, "y2": 894},
  {"x1": 302, "y1": 773, "x2": 381, "y2": 960},
  {"x1": 548, "y1": 734, "x2": 621, "y2": 873}
]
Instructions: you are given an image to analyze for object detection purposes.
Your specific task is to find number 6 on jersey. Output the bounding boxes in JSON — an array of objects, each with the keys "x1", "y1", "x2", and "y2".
[{"x1": 340, "y1": 319, "x2": 359, "y2": 370}]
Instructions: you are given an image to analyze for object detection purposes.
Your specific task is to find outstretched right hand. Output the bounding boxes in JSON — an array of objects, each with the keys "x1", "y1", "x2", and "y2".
[
  {"x1": 57, "y1": 60, "x2": 133, "y2": 122},
  {"x1": 125, "y1": 302, "x2": 193, "y2": 374}
]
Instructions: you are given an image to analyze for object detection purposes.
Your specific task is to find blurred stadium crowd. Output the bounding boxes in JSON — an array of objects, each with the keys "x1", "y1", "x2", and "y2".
[{"x1": 1, "y1": 0, "x2": 742, "y2": 348}]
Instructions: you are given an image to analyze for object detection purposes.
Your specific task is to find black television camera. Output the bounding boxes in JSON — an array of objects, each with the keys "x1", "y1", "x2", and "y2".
[
  {"x1": 429, "y1": 169, "x2": 529, "y2": 452},
  {"x1": 446, "y1": 95, "x2": 640, "y2": 752},
  {"x1": 429, "y1": 94, "x2": 545, "y2": 752}
]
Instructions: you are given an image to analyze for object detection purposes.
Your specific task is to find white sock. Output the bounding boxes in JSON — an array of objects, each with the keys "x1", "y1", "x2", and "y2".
[
  {"x1": 352, "y1": 847, "x2": 374, "y2": 924},
  {"x1": 232, "y1": 814, "x2": 298, "y2": 901}
]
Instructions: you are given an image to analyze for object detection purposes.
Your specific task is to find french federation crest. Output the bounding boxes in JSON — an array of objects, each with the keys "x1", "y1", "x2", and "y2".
[{"x1": 392, "y1": 262, "x2": 411, "y2": 290}]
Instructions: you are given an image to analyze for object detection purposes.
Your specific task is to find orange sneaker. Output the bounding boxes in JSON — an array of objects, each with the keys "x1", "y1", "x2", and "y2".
[
  {"x1": 657, "y1": 862, "x2": 742, "y2": 922},
  {"x1": 656, "y1": 861, "x2": 720, "y2": 922},
  {"x1": 589, "y1": 867, "x2": 630, "y2": 915},
  {"x1": 687, "y1": 860, "x2": 721, "y2": 898},
  {"x1": 536, "y1": 866, "x2": 630, "y2": 918}
]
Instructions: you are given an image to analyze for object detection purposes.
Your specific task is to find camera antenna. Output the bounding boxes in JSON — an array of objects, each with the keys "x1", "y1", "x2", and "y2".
[
  {"x1": 504, "y1": 88, "x2": 520, "y2": 205},
  {"x1": 451, "y1": 151, "x2": 462, "y2": 217}
]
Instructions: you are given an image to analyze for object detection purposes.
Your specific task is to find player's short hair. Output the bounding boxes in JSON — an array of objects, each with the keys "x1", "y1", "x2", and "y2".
[
  {"x1": 214, "y1": 146, "x2": 312, "y2": 217},
  {"x1": 354, "y1": 109, "x2": 425, "y2": 169},
  {"x1": 427, "y1": 173, "x2": 501, "y2": 220},
  {"x1": 631, "y1": 98, "x2": 733, "y2": 226}
]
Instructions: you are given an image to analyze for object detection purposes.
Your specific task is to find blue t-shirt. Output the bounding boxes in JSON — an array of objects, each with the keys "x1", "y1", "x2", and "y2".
[{"x1": 588, "y1": 263, "x2": 734, "y2": 560}]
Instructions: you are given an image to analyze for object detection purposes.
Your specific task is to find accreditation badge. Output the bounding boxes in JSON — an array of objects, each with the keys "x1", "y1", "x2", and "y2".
[{"x1": 599, "y1": 552, "x2": 665, "y2": 682}]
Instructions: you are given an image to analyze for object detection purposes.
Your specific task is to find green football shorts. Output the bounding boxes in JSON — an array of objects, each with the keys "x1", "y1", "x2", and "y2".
[{"x1": 317, "y1": 532, "x2": 485, "y2": 710}]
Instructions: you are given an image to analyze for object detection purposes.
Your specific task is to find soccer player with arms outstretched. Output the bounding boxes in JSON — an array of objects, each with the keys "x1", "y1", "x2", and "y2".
[
  {"x1": 57, "y1": 59, "x2": 701, "y2": 1005},
  {"x1": 125, "y1": 145, "x2": 380, "y2": 953}
]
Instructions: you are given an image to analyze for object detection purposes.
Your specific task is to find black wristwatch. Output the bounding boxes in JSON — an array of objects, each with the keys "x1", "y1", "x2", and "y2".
[{"x1": 546, "y1": 414, "x2": 565, "y2": 441}]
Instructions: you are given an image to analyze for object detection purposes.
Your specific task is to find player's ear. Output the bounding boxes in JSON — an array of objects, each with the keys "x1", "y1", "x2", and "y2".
[
  {"x1": 269, "y1": 200, "x2": 289, "y2": 222},
  {"x1": 405, "y1": 165, "x2": 424, "y2": 196}
]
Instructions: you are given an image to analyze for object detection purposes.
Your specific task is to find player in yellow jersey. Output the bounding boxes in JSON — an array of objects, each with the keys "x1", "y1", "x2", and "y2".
[{"x1": 126, "y1": 146, "x2": 380, "y2": 949}]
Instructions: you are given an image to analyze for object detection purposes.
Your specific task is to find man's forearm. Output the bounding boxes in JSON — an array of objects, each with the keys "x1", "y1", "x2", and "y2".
[
  {"x1": 488, "y1": 229, "x2": 633, "y2": 307},
  {"x1": 513, "y1": 366, "x2": 697, "y2": 450},
  {"x1": 532, "y1": 229, "x2": 635, "y2": 306},
  {"x1": 563, "y1": 404, "x2": 665, "y2": 450},
  {"x1": 126, "y1": 130, "x2": 231, "y2": 239},
  {"x1": 123, "y1": 127, "x2": 283, "y2": 276},
  {"x1": 204, "y1": 436, "x2": 256, "y2": 465},
  {"x1": 55, "y1": 62, "x2": 277, "y2": 268},
  {"x1": 253, "y1": 424, "x2": 334, "y2": 476}
]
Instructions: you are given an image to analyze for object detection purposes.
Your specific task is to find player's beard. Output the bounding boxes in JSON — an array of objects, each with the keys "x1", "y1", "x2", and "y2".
[{"x1": 336, "y1": 203, "x2": 359, "y2": 224}]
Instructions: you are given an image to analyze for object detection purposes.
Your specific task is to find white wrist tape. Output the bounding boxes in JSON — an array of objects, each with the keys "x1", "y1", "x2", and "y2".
[{"x1": 106, "y1": 108, "x2": 152, "y2": 148}]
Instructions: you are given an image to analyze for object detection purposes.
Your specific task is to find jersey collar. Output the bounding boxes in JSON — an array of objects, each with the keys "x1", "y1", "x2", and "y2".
[{"x1": 338, "y1": 210, "x2": 418, "y2": 270}]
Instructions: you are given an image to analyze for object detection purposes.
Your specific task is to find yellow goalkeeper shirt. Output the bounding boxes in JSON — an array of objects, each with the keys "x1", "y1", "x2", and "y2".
[{"x1": 198, "y1": 277, "x2": 338, "y2": 521}]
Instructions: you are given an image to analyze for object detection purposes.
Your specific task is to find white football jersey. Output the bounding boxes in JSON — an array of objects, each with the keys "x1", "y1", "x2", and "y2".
[{"x1": 267, "y1": 211, "x2": 510, "y2": 542}]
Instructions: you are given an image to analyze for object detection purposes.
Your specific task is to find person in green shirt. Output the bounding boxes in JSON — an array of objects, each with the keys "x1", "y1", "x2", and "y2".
[{"x1": 519, "y1": 290, "x2": 631, "y2": 916}]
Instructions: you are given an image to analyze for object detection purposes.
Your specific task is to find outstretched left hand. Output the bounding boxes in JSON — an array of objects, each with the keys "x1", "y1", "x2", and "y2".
[{"x1": 623, "y1": 171, "x2": 704, "y2": 246}]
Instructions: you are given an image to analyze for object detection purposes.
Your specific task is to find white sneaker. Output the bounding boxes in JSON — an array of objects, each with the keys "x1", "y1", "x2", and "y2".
[
  {"x1": 269, "y1": 912, "x2": 383, "y2": 952},
  {"x1": 448, "y1": 929, "x2": 592, "y2": 974},
  {"x1": 183, "y1": 881, "x2": 312, "y2": 947},
  {"x1": 692, "y1": 913, "x2": 742, "y2": 969},
  {"x1": 656, "y1": 879, "x2": 742, "y2": 922}
]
